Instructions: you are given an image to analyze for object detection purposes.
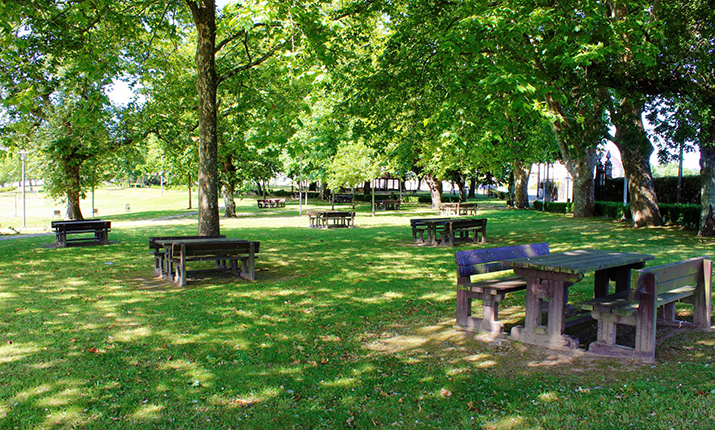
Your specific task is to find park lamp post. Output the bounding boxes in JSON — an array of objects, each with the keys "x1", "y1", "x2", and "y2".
[{"x1": 19, "y1": 149, "x2": 27, "y2": 229}]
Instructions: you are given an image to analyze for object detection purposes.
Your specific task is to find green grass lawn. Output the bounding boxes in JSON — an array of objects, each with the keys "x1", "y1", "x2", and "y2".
[{"x1": 1, "y1": 192, "x2": 714, "y2": 429}]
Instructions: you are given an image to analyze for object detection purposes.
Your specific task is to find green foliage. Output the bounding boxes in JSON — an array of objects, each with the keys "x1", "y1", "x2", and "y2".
[
  {"x1": 533, "y1": 201, "x2": 574, "y2": 214},
  {"x1": 659, "y1": 203, "x2": 702, "y2": 228}
]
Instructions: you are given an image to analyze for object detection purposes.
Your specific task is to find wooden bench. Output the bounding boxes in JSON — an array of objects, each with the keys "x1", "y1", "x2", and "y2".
[
  {"x1": 439, "y1": 202, "x2": 477, "y2": 216},
  {"x1": 455, "y1": 243, "x2": 550, "y2": 334},
  {"x1": 437, "y1": 218, "x2": 487, "y2": 246},
  {"x1": 51, "y1": 219, "x2": 111, "y2": 247},
  {"x1": 376, "y1": 199, "x2": 401, "y2": 210},
  {"x1": 257, "y1": 198, "x2": 286, "y2": 208},
  {"x1": 583, "y1": 256, "x2": 712, "y2": 362},
  {"x1": 307, "y1": 211, "x2": 355, "y2": 228},
  {"x1": 170, "y1": 240, "x2": 260, "y2": 287},
  {"x1": 334, "y1": 194, "x2": 353, "y2": 204},
  {"x1": 410, "y1": 217, "x2": 452, "y2": 243},
  {"x1": 149, "y1": 235, "x2": 225, "y2": 276}
]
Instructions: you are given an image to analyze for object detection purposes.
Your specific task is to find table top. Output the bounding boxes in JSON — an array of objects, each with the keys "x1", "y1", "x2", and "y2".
[
  {"x1": 502, "y1": 249, "x2": 655, "y2": 275},
  {"x1": 154, "y1": 238, "x2": 251, "y2": 246}
]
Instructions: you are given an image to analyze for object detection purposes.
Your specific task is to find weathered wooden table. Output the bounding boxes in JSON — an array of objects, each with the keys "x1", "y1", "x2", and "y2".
[
  {"x1": 439, "y1": 202, "x2": 477, "y2": 216},
  {"x1": 307, "y1": 211, "x2": 355, "y2": 228},
  {"x1": 376, "y1": 199, "x2": 401, "y2": 210},
  {"x1": 154, "y1": 237, "x2": 260, "y2": 286},
  {"x1": 51, "y1": 219, "x2": 111, "y2": 247},
  {"x1": 502, "y1": 250, "x2": 654, "y2": 350}
]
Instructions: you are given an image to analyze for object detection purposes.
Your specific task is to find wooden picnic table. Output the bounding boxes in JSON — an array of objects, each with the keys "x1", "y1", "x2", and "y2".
[
  {"x1": 439, "y1": 202, "x2": 477, "y2": 216},
  {"x1": 51, "y1": 219, "x2": 111, "y2": 247},
  {"x1": 334, "y1": 194, "x2": 353, "y2": 204},
  {"x1": 257, "y1": 198, "x2": 286, "y2": 208},
  {"x1": 502, "y1": 249, "x2": 654, "y2": 350},
  {"x1": 414, "y1": 217, "x2": 486, "y2": 246},
  {"x1": 154, "y1": 237, "x2": 260, "y2": 286},
  {"x1": 376, "y1": 199, "x2": 401, "y2": 210},
  {"x1": 307, "y1": 211, "x2": 355, "y2": 228}
]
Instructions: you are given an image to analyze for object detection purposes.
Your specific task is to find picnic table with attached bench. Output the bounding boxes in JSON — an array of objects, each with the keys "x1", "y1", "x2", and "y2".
[
  {"x1": 376, "y1": 199, "x2": 401, "y2": 210},
  {"x1": 503, "y1": 249, "x2": 655, "y2": 351},
  {"x1": 334, "y1": 194, "x2": 353, "y2": 204},
  {"x1": 439, "y1": 202, "x2": 477, "y2": 216},
  {"x1": 410, "y1": 217, "x2": 452, "y2": 244},
  {"x1": 307, "y1": 211, "x2": 355, "y2": 229},
  {"x1": 257, "y1": 198, "x2": 286, "y2": 208},
  {"x1": 149, "y1": 235, "x2": 225, "y2": 276},
  {"x1": 436, "y1": 218, "x2": 487, "y2": 246},
  {"x1": 52, "y1": 219, "x2": 111, "y2": 247},
  {"x1": 455, "y1": 243, "x2": 550, "y2": 334},
  {"x1": 153, "y1": 237, "x2": 260, "y2": 287},
  {"x1": 583, "y1": 256, "x2": 712, "y2": 362}
]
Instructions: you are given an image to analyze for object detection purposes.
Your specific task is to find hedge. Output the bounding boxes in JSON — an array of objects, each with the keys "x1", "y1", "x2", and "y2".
[{"x1": 535, "y1": 200, "x2": 701, "y2": 228}]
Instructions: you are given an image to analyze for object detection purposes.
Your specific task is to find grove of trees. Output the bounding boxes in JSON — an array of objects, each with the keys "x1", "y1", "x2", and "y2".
[{"x1": 1, "y1": 0, "x2": 714, "y2": 235}]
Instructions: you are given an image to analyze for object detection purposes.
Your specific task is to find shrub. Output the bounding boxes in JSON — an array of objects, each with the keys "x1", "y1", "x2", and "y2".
[{"x1": 659, "y1": 203, "x2": 701, "y2": 228}]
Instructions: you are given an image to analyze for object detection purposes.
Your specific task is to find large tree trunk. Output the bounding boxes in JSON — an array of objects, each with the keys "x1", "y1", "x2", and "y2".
[
  {"x1": 424, "y1": 174, "x2": 443, "y2": 209},
  {"x1": 513, "y1": 161, "x2": 531, "y2": 209},
  {"x1": 613, "y1": 98, "x2": 663, "y2": 227},
  {"x1": 188, "y1": 0, "x2": 220, "y2": 236},
  {"x1": 64, "y1": 159, "x2": 83, "y2": 220},
  {"x1": 562, "y1": 147, "x2": 598, "y2": 218},
  {"x1": 698, "y1": 121, "x2": 715, "y2": 236}
]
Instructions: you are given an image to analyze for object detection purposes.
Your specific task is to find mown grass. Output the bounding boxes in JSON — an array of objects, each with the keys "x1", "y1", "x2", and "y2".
[{"x1": 1, "y1": 193, "x2": 714, "y2": 429}]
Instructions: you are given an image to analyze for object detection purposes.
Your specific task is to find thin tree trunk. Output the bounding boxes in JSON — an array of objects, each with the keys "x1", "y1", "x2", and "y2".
[
  {"x1": 513, "y1": 161, "x2": 531, "y2": 209},
  {"x1": 223, "y1": 183, "x2": 237, "y2": 218},
  {"x1": 63, "y1": 159, "x2": 83, "y2": 220},
  {"x1": 187, "y1": 0, "x2": 220, "y2": 236},
  {"x1": 424, "y1": 174, "x2": 443, "y2": 209},
  {"x1": 698, "y1": 121, "x2": 715, "y2": 236}
]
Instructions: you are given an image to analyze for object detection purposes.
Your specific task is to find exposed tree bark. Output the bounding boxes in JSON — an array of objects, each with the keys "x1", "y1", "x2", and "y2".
[
  {"x1": 612, "y1": 98, "x2": 663, "y2": 227},
  {"x1": 468, "y1": 176, "x2": 476, "y2": 198},
  {"x1": 698, "y1": 121, "x2": 715, "y2": 236},
  {"x1": 513, "y1": 161, "x2": 531, "y2": 209},
  {"x1": 424, "y1": 174, "x2": 443, "y2": 208},
  {"x1": 223, "y1": 183, "x2": 237, "y2": 218},
  {"x1": 187, "y1": 0, "x2": 220, "y2": 236},
  {"x1": 64, "y1": 160, "x2": 83, "y2": 220}
]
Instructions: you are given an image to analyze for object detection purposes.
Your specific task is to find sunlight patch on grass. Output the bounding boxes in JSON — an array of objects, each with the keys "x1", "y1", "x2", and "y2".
[
  {"x1": 319, "y1": 377, "x2": 357, "y2": 388},
  {"x1": 463, "y1": 354, "x2": 498, "y2": 368},
  {"x1": 113, "y1": 326, "x2": 153, "y2": 342},
  {"x1": 536, "y1": 391, "x2": 560, "y2": 403},
  {"x1": 486, "y1": 415, "x2": 526, "y2": 430},
  {"x1": 0, "y1": 343, "x2": 41, "y2": 364},
  {"x1": 129, "y1": 403, "x2": 163, "y2": 421},
  {"x1": 42, "y1": 406, "x2": 85, "y2": 428},
  {"x1": 36, "y1": 387, "x2": 83, "y2": 407}
]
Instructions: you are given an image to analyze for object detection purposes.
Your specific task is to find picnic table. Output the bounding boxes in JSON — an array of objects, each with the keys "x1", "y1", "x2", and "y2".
[
  {"x1": 51, "y1": 219, "x2": 111, "y2": 247},
  {"x1": 376, "y1": 199, "x2": 401, "y2": 210},
  {"x1": 334, "y1": 194, "x2": 353, "y2": 204},
  {"x1": 307, "y1": 211, "x2": 355, "y2": 229},
  {"x1": 502, "y1": 249, "x2": 654, "y2": 350},
  {"x1": 412, "y1": 217, "x2": 486, "y2": 246},
  {"x1": 153, "y1": 237, "x2": 260, "y2": 286},
  {"x1": 257, "y1": 198, "x2": 286, "y2": 208},
  {"x1": 439, "y1": 202, "x2": 477, "y2": 216}
]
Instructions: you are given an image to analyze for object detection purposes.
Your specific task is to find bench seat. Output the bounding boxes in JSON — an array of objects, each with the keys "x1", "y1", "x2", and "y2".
[
  {"x1": 584, "y1": 256, "x2": 712, "y2": 362},
  {"x1": 170, "y1": 240, "x2": 259, "y2": 286},
  {"x1": 455, "y1": 243, "x2": 549, "y2": 334}
]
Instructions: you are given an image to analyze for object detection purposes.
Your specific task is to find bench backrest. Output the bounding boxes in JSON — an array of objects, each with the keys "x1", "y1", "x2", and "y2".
[
  {"x1": 325, "y1": 211, "x2": 354, "y2": 218},
  {"x1": 52, "y1": 220, "x2": 110, "y2": 231},
  {"x1": 176, "y1": 240, "x2": 259, "y2": 256},
  {"x1": 149, "y1": 235, "x2": 226, "y2": 250},
  {"x1": 410, "y1": 218, "x2": 452, "y2": 227},
  {"x1": 635, "y1": 256, "x2": 711, "y2": 298},
  {"x1": 448, "y1": 218, "x2": 486, "y2": 228},
  {"x1": 455, "y1": 243, "x2": 550, "y2": 282}
]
